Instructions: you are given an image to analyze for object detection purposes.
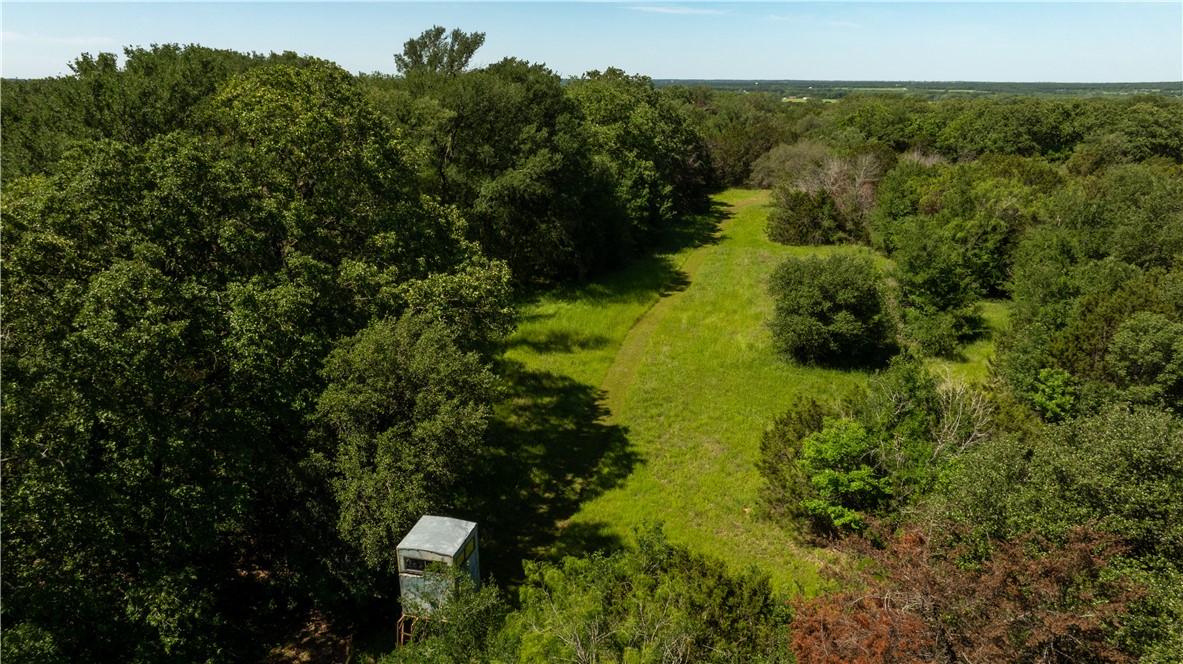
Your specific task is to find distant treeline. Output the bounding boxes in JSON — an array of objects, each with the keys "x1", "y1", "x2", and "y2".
[
  {"x1": 667, "y1": 84, "x2": 1183, "y2": 190},
  {"x1": 656, "y1": 78, "x2": 1183, "y2": 99}
]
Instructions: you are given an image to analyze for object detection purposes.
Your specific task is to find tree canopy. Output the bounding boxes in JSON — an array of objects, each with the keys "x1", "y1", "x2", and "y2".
[
  {"x1": 394, "y1": 26, "x2": 486, "y2": 79},
  {"x1": 2, "y1": 58, "x2": 511, "y2": 661}
]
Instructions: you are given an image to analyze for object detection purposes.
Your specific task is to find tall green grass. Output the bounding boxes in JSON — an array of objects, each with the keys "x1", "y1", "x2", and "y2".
[
  {"x1": 481, "y1": 189, "x2": 1011, "y2": 598},
  {"x1": 480, "y1": 190, "x2": 870, "y2": 595},
  {"x1": 559, "y1": 190, "x2": 863, "y2": 594},
  {"x1": 928, "y1": 299, "x2": 1012, "y2": 384}
]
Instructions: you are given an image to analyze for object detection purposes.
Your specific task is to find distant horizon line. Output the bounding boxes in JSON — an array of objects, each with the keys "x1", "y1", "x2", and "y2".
[
  {"x1": 3, "y1": 70, "x2": 1180, "y2": 88},
  {"x1": 647, "y1": 78, "x2": 1183, "y2": 85}
]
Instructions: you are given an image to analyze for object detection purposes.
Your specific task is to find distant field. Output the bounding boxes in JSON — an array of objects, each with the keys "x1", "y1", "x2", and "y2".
[{"x1": 653, "y1": 79, "x2": 1183, "y2": 99}]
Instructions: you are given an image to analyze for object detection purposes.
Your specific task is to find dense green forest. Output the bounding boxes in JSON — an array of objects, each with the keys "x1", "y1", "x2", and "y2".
[{"x1": 3, "y1": 30, "x2": 1183, "y2": 663}]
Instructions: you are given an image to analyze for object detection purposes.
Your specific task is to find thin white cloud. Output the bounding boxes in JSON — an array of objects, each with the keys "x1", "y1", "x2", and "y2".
[
  {"x1": 2, "y1": 32, "x2": 118, "y2": 47},
  {"x1": 766, "y1": 15, "x2": 861, "y2": 29},
  {"x1": 627, "y1": 6, "x2": 727, "y2": 16}
]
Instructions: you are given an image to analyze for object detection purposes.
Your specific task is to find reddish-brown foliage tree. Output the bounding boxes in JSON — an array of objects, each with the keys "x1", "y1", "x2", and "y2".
[
  {"x1": 791, "y1": 525, "x2": 1141, "y2": 663},
  {"x1": 791, "y1": 588, "x2": 935, "y2": 663}
]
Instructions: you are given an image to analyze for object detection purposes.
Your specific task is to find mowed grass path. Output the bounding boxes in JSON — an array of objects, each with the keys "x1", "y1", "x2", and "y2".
[
  {"x1": 486, "y1": 190, "x2": 865, "y2": 594},
  {"x1": 563, "y1": 190, "x2": 860, "y2": 594}
]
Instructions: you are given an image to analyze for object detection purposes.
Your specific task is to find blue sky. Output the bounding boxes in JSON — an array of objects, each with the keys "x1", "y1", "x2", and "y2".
[{"x1": 3, "y1": 2, "x2": 1181, "y2": 82}]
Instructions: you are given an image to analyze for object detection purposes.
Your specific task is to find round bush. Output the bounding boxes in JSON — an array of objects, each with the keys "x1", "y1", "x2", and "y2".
[{"x1": 768, "y1": 252, "x2": 892, "y2": 365}]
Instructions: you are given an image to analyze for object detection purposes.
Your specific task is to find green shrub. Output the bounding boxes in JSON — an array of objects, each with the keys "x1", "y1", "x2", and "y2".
[
  {"x1": 798, "y1": 419, "x2": 891, "y2": 532},
  {"x1": 1031, "y1": 367, "x2": 1076, "y2": 422},
  {"x1": 757, "y1": 397, "x2": 831, "y2": 524},
  {"x1": 903, "y1": 307, "x2": 981, "y2": 359},
  {"x1": 748, "y1": 139, "x2": 831, "y2": 189},
  {"x1": 1107, "y1": 311, "x2": 1183, "y2": 409},
  {"x1": 766, "y1": 186, "x2": 841, "y2": 245},
  {"x1": 768, "y1": 252, "x2": 893, "y2": 366},
  {"x1": 504, "y1": 524, "x2": 792, "y2": 662},
  {"x1": 766, "y1": 358, "x2": 993, "y2": 534}
]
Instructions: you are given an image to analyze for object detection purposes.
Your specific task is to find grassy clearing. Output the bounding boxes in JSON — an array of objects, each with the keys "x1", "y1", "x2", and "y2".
[
  {"x1": 929, "y1": 299, "x2": 1011, "y2": 384},
  {"x1": 468, "y1": 201, "x2": 728, "y2": 586},
  {"x1": 476, "y1": 190, "x2": 1012, "y2": 598},
  {"x1": 479, "y1": 189, "x2": 868, "y2": 596},
  {"x1": 563, "y1": 190, "x2": 862, "y2": 594}
]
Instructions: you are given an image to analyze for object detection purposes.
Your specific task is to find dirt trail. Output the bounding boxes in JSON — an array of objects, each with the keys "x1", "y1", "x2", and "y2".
[{"x1": 598, "y1": 191, "x2": 769, "y2": 419}]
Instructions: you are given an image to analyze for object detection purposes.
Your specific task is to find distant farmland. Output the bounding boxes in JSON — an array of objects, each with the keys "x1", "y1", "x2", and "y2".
[{"x1": 652, "y1": 79, "x2": 1183, "y2": 99}]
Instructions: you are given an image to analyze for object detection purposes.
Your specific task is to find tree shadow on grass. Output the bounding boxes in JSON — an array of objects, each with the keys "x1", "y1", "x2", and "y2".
[
  {"x1": 459, "y1": 202, "x2": 732, "y2": 590},
  {"x1": 460, "y1": 360, "x2": 641, "y2": 591},
  {"x1": 513, "y1": 201, "x2": 729, "y2": 313},
  {"x1": 507, "y1": 328, "x2": 611, "y2": 354},
  {"x1": 656, "y1": 199, "x2": 730, "y2": 255},
  {"x1": 520, "y1": 251, "x2": 691, "y2": 314}
]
